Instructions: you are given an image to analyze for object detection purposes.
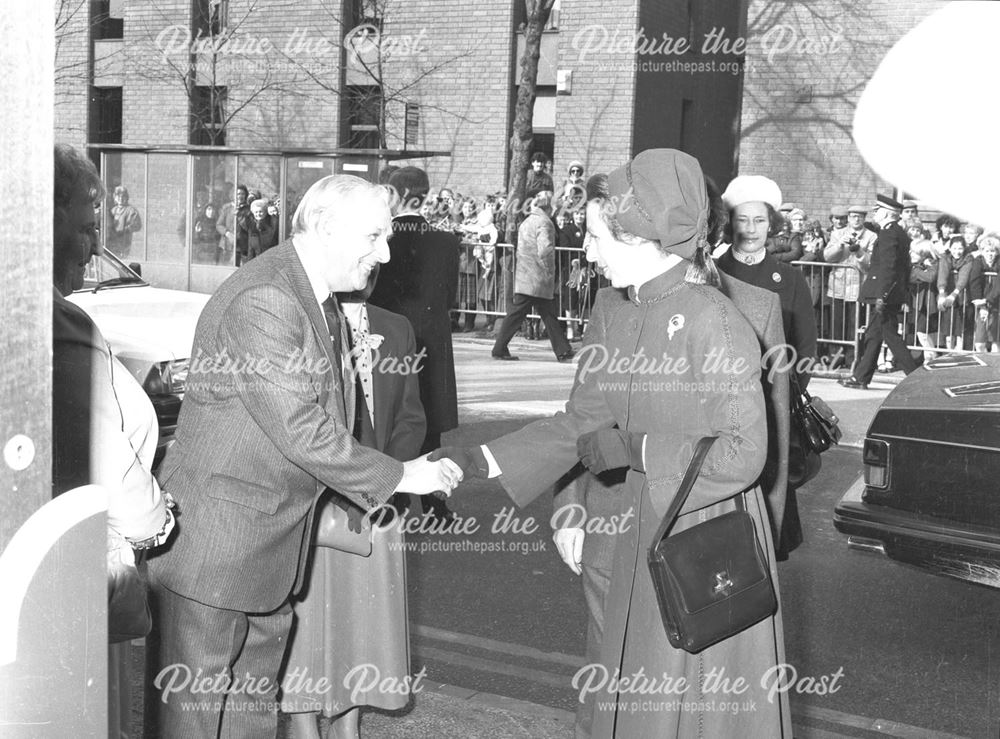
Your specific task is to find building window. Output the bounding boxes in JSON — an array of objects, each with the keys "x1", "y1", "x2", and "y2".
[
  {"x1": 341, "y1": 85, "x2": 382, "y2": 149},
  {"x1": 193, "y1": 0, "x2": 227, "y2": 38},
  {"x1": 515, "y1": 0, "x2": 559, "y2": 32},
  {"x1": 190, "y1": 85, "x2": 227, "y2": 146},
  {"x1": 347, "y1": 0, "x2": 382, "y2": 27},
  {"x1": 90, "y1": 86, "x2": 122, "y2": 144},
  {"x1": 92, "y1": 0, "x2": 124, "y2": 40}
]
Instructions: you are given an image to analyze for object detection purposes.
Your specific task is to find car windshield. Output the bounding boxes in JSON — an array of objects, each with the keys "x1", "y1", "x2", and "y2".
[{"x1": 79, "y1": 251, "x2": 148, "y2": 292}]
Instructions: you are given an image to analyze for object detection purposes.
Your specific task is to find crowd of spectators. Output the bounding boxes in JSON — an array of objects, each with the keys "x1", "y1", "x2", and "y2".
[
  {"x1": 413, "y1": 153, "x2": 597, "y2": 341},
  {"x1": 207, "y1": 184, "x2": 281, "y2": 266},
  {"x1": 102, "y1": 182, "x2": 284, "y2": 267},
  {"x1": 382, "y1": 151, "x2": 999, "y2": 359},
  {"x1": 104, "y1": 154, "x2": 999, "y2": 358},
  {"x1": 716, "y1": 198, "x2": 999, "y2": 360}
]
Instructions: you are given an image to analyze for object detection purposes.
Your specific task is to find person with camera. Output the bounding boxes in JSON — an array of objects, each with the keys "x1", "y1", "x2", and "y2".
[{"x1": 823, "y1": 204, "x2": 876, "y2": 368}]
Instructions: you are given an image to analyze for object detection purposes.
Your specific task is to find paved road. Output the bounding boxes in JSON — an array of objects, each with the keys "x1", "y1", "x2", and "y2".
[{"x1": 401, "y1": 338, "x2": 998, "y2": 738}]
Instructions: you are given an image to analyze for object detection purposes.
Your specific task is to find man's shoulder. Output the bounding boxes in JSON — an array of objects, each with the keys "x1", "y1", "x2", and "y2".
[
  {"x1": 210, "y1": 242, "x2": 298, "y2": 304},
  {"x1": 366, "y1": 303, "x2": 412, "y2": 336},
  {"x1": 522, "y1": 210, "x2": 554, "y2": 230},
  {"x1": 877, "y1": 222, "x2": 909, "y2": 246},
  {"x1": 53, "y1": 291, "x2": 103, "y2": 348}
]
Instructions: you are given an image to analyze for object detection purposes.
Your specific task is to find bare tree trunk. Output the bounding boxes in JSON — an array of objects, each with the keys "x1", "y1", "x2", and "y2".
[{"x1": 505, "y1": 0, "x2": 554, "y2": 243}]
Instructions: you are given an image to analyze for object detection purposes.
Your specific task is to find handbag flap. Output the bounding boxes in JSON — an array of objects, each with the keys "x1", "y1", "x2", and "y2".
[
  {"x1": 654, "y1": 511, "x2": 769, "y2": 615},
  {"x1": 808, "y1": 396, "x2": 838, "y2": 425},
  {"x1": 314, "y1": 500, "x2": 372, "y2": 557}
]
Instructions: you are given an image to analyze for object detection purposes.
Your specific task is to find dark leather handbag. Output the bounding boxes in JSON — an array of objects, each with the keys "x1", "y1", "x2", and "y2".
[
  {"x1": 314, "y1": 494, "x2": 372, "y2": 557},
  {"x1": 647, "y1": 436, "x2": 777, "y2": 654},
  {"x1": 790, "y1": 375, "x2": 842, "y2": 454}
]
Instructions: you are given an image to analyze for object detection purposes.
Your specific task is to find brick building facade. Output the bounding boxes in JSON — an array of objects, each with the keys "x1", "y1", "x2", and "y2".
[
  {"x1": 55, "y1": 1, "x2": 949, "y2": 230},
  {"x1": 738, "y1": 0, "x2": 949, "y2": 220},
  {"x1": 55, "y1": 0, "x2": 746, "y2": 200}
]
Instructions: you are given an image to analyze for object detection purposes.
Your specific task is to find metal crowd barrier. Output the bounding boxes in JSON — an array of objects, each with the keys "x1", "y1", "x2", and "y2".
[
  {"x1": 794, "y1": 262, "x2": 998, "y2": 365},
  {"x1": 450, "y1": 247, "x2": 999, "y2": 357},
  {"x1": 452, "y1": 242, "x2": 610, "y2": 338}
]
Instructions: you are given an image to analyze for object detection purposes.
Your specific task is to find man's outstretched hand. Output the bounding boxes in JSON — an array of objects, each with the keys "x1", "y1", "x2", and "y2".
[
  {"x1": 428, "y1": 446, "x2": 490, "y2": 480},
  {"x1": 577, "y1": 429, "x2": 645, "y2": 475},
  {"x1": 396, "y1": 454, "x2": 464, "y2": 496}
]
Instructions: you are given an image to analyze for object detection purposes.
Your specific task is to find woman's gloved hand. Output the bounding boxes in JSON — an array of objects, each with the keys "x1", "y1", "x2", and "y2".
[{"x1": 577, "y1": 429, "x2": 645, "y2": 474}]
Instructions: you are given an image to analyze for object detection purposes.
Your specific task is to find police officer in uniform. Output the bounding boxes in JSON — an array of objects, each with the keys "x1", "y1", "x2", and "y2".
[{"x1": 840, "y1": 194, "x2": 919, "y2": 389}]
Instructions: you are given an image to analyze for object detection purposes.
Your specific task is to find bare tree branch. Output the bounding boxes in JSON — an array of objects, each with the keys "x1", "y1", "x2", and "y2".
[{"x1": 505, "y1": 0, "x2": 556, "y2": 242}]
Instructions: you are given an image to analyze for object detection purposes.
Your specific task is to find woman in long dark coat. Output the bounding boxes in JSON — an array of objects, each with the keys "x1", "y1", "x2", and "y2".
[
  {"x1": 368, "y1": 167, "x2": 459, "y2": 449},
  {"x1": 440, "y1": 150, "x2": 791, "y2": 737},
  {"x1": 281, "y1": 275, "x2": 426, "y2": 739},
  {"x1": 715, "y1": 175, "x2": 818, "y2": 560}
]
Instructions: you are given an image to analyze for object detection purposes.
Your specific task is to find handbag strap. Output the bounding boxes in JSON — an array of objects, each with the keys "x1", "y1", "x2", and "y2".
[
  {"x1": 789, "y1": 372, "x2": 814, "y2": 403},
  {"x1": 650, "y1": 436, "x2": 718, "y2": 546}
]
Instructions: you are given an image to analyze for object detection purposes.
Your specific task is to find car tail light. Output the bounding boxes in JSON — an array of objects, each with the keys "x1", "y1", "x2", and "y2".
[{"x1": 863, "y1": 438, "x2": 890, "y2": 489}]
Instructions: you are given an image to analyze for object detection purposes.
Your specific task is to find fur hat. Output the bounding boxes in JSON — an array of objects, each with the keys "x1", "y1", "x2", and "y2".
[{"x1": 721, "y1": 175, "x2": 783, "y2": 211}]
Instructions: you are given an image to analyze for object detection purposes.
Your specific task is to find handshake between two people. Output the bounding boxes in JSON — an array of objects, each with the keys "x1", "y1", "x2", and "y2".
[
  {"x1": 407, "y1": 427, "x2": 646, "y2": 492},
  {"x1": 400, "y1": 430, "x2": 646, "y2": 575}
]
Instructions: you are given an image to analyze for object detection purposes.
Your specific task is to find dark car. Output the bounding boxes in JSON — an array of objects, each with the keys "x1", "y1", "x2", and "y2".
[{"x1": 834, "y1": 353, "x2": 1000, "y2": 588}]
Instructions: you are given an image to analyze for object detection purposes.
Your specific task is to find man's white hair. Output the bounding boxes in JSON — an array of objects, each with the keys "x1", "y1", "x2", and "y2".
[{"x1": 291, "y1": 175, "x2": 389, "y2": 236}]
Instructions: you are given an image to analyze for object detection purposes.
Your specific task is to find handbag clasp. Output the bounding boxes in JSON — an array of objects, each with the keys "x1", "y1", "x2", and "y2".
[{"x1": 712, "y1": 571, "x2": 734, "y2": 596}]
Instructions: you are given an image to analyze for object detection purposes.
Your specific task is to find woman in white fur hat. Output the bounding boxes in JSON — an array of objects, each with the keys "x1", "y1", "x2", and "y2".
[{"x1": 716, "y1": 175, "x2": 818, "y2": 559}]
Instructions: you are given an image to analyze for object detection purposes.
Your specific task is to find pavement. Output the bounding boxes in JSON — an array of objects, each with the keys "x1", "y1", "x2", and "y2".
[
  {"x1": 286, "y1": 683, "x2": 575, "y2": 739},
  {"x1": 130, "y1": 330, "x2": 922, "y2": 738},
  {"x1": 131, "y1": 642, "x2": 574, "y2": 739},
  {"x1": 456, "y1": 324, "x2": 912, "y2": 385},
  {"x1": 319, "y1": 333, "x2": 912, "y2": 739}
]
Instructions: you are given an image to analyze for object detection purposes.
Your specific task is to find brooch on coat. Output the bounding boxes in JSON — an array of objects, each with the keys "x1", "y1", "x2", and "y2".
[{"x1": 667, "y1": 314, "x2": 686, "y2": 340}]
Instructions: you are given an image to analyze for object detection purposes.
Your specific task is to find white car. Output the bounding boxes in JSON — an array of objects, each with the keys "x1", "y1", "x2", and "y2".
[{"x1": 68, "y1": 251, "x2": 210, "y2": 465}]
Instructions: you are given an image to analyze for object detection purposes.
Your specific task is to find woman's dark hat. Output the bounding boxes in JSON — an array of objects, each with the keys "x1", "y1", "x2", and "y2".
[{"x1": 605, "y1": 149, "x2": 708, "y2": 260}]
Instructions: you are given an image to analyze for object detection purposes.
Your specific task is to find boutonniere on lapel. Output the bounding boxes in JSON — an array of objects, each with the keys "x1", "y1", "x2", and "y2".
[
  {"x1": 356, "y1": 332, "x2": 384, "y2": 353},
  {"x1": 667, "y1": 314, "x2": 685, "y2": 341}
]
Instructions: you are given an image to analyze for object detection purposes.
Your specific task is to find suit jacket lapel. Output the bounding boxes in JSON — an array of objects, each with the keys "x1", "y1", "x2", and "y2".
[
  {"x1": 337, "y1": 300, "x2": 356, "y2": 426},
  {"x1": 277, "y1": 242, "x2": 352, "y2": 424},
  {"x1": 367, "y1": 309, "x2": 393, "y2": 452}
]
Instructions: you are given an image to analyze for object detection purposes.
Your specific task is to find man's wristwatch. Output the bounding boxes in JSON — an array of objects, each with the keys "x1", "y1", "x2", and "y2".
[{"x1": 127, "y1": 495, "x2": 177, "y2": 550}]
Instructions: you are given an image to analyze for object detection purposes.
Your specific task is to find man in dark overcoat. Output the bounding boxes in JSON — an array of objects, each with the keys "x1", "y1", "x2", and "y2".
[{"x1": 368, "y1": 166, "x2": 460, "y2": 518}]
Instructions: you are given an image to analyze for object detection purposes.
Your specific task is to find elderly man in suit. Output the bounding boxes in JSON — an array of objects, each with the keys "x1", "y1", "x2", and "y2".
[
  {"x1": 145, "y1": 175, "x2": 460, "y2": 738},
  {"x1": 840, "y1": 194, "x2": 918, "y2": 389},
  {"x1": 281, "y1": 264, "x2": 427, "y2": 738}
]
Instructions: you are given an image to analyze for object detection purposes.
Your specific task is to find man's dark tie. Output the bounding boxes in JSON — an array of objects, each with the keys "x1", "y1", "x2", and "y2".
[
  {"x1": 321, "y1": 296, "x2": 345, "y2": 397},
  {"x1": 344, "y1": 321, "x2": 377, "y2": 445}
]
